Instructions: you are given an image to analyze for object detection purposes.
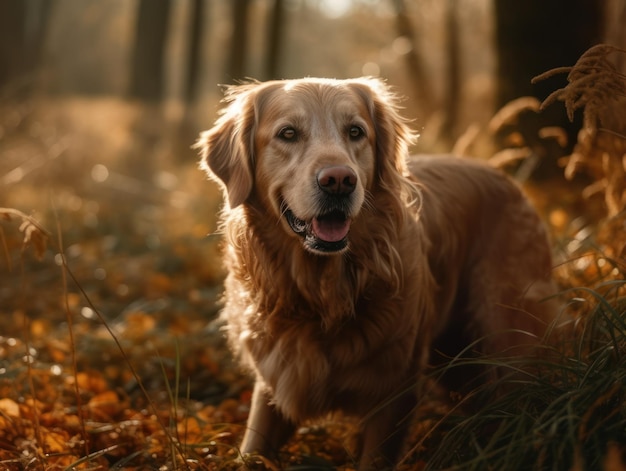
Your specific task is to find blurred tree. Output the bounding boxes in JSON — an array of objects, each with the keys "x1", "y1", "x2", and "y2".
[
  {"x1": 441, "y1": 0, "x2": 460, "y2": 142},
  {"x1": 265, "y1": 0, "x2": 286, "y2": 80},
  {"x1": 228, "y1": 0, "x2": 251, "y2": 83},
  {"x1": 178, "y1": 0, "x2": 207, "y2": 163},
  {"x1": 494, "y1": 0, "x2": 604, "y2": 175},
  {"x1": 0, "y1": 0, "x2": 53, "y2": 97},
  {"x1": 184, "y1": 0, "x2": 206, "y2": 106},
  {"x1": 494, "y1": 0, "x2": 603, "y2": 111},
  {"x1": 129, "y1": 0, "x2": 171, "y2": 102},
  {"x1": 392, "y1": 0, "x2": 434, "y2": 117},
  {"x1": 604, "y1": 0, "x2": 626, "y2": 71}
]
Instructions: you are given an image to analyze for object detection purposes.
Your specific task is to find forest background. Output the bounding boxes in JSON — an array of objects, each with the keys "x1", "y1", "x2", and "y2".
[{"x1": 0, "y1": 0, "x2": 625, "y2": 469}]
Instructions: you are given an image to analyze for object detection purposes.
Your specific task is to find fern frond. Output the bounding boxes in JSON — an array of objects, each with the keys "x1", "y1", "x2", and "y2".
[
  {"x1": 533, "y1": 44, "x2": 626, "y2": 124},
  {"x1": 488, "y1": 97, "x2": 541, "y2": 133},
  {"x1": 531, "y1": 66, "x2": 573, "y2": 84},
  {"x1": 535, "y1": 44, "x2": 626, "y2": 217}
]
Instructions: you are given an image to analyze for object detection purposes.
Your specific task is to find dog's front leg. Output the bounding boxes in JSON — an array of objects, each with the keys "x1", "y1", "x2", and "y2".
[
  {"x1": 240, "y1": 381, "x2": 295, "y2": 459},
  {"x1": 357, "y1": 390, "x2": 416, "y2": 470}
]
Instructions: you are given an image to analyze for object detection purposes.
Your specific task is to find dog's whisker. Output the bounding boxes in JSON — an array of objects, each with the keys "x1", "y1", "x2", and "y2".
[
  {"x1": 362, "y1": 189, "x2": 376, "y2": 214},
  {"x1": 278, "y1": 203, "x2": 289, "y2": 226}
]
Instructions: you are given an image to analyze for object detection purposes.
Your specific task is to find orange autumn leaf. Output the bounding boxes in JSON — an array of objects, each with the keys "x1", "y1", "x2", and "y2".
[
  {"x1": 0, "y1": 398, "x2": 20, "y2": 417},
  {"x1": 177, "y1": 416, "x2": 202, "y2": 441},
  {"x1": 88, "y1": 390, "x2": 122, "y2": 418},
  {"x1": 74, "y1": 371, "x2": 108, "y2": 394},
  {"x1": 42, "y1": 429, "x2": 70, "y2": 454}
]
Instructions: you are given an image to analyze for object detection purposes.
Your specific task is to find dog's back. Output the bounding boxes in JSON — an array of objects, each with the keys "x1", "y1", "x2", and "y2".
[{"x1": 409, "y1": 155, "x2": 556, "y2": 387}]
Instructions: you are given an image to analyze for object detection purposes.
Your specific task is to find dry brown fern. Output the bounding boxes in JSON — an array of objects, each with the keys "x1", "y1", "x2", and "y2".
[
  {"x1": 0, "y1": 208, "x2": 49, "y2": 261},
  {"x1": 532, "y1": 44, "x2": 626, "y2": 125},
  {"x1": 487, "y1": 96, "x2": 542, "y2": 134},
  {"x1": 533, "y1": 44, "x2": 626, "y2": 217},
  {"x1": 452, "y1": 96, "x2": 570, "y2": 176}
]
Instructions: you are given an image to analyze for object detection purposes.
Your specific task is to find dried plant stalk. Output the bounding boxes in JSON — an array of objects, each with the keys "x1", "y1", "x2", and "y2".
[
  {"x1": 534, "y1": 44, "x2": 626, "y2": 217},
  {"x1": 488, "y1": 97, "x2": 542, "y2": 134},
  {"x1": 533, "y1": 44, "x2": 626, "y2": 124},
  {"x1": 0, "y1": 208, "x2": 49, "y2": 260}
]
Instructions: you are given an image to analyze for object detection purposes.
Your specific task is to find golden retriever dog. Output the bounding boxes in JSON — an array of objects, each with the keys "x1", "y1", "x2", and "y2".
[{"x1": 197, "y1": 77, "x2": 556, "y2": 470}]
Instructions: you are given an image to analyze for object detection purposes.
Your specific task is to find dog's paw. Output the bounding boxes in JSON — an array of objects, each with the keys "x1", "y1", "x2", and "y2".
[{"x1": 236, "y1": 452, "x2": 280, "y2": 471}]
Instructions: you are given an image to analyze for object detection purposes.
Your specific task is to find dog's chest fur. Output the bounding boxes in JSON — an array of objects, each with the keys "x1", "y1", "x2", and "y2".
[
  {"x1": 221, "y1": 210, "x2": 430, "y2": 422},
  {"x1": 239, "y1": 291, "x2": 421, "y2": 422}
]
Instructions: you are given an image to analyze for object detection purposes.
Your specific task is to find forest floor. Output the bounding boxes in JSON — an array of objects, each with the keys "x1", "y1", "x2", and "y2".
[{"x1": 1, "y1": 97, "x2": 625, "y2": 470}]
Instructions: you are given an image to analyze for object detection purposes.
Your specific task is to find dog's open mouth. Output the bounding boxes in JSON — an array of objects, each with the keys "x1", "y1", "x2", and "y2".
[{"x1": 285, "y1": 208, "x2": 351, "y2": 254}]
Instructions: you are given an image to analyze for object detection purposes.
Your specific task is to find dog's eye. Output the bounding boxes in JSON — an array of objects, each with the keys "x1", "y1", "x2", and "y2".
[
  {"x1": 277, "y1": 127, "x2": 297, "y2": 142},
  {"x1": 348, "y1": 125, "x2": 365, "y2": 140}
]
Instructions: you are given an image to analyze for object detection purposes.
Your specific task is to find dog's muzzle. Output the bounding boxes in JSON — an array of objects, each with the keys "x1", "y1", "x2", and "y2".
[
  {"x1": 284, "y1": 165, "x2": 357, "y2": 254},
  {"x1": 285, "y1": 208, "x2": 351, "y2": 254}
]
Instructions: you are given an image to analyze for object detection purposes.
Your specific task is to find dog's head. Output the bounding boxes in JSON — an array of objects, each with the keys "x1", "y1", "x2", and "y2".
[{"x1": 197, "y1": 77, "x2": 415, "y2": 255}]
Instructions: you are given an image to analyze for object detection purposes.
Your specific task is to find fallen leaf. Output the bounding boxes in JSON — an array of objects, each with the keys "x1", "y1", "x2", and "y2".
[{"x1": 0, "y1": 398, "x2": 20, "y2": 417}]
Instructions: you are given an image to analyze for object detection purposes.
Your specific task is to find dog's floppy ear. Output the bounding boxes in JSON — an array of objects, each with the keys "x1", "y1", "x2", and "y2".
[
  {"x1": 350, "y1": 78, "x2": 417, "y2": 189},
  {"x1": 196, "y1": 83, "x2": 259, "y2": 208}
]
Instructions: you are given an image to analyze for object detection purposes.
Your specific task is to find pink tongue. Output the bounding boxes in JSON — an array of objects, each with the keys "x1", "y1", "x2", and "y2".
[{"x1": 312, "y1": 217, "x2": 351, "y2": 242}]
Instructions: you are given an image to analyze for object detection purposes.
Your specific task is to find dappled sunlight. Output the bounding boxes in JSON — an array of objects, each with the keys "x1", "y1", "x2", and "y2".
[
  {"x1": 1, "y1": 72, "x2": 624, "y2": 470},
  {"x1": 0, "y1": 1, "x2": 625, "y2": 469}
]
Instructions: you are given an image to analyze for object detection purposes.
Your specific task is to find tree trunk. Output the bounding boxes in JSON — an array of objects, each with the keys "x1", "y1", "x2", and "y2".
[
  {"x1": 441, "y1": 0, "x2": 460, "y2": 142},
  {"x1": 494, "y1": 0, "x2": 604, "y2": 169},
  {"x1": 228, "y1": 0, "x2": 250, "y2": 83},
  {"x1": 0, "y1": 0, "x2": 53, "y2": 97},
  {"x1": 392, "y1": 0, "x2": 434, "y2": 117},
  {"x1": 494, "y1": 0, "x2": 604, "y2": 108},
  {"x1": 604, "y1": 0, "x2": 626, "y2": 71},
  {"x1": 265, "y1": 0, "x2": 285, "y2": 80},
  {"x1": 129, "y1": 0, "x2": 172, "y2": 102},
  {"x1": 184, "y1": 0, "x2": 205, "y2": 106}
]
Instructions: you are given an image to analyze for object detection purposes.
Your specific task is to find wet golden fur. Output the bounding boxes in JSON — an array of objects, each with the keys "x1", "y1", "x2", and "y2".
[{"x1": 197, "y1": 77, "x2": 556, "y2": 469}]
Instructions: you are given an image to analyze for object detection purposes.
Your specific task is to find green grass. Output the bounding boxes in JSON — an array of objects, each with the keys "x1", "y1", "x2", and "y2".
[{"x1": 421, "y1": 282, "x2": 626, "y2": 470}]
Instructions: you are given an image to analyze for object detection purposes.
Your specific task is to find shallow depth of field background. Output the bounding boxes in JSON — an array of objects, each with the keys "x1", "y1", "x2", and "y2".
[{"x1": 0, "y1": 1, "x2": 625, "y2": 470}]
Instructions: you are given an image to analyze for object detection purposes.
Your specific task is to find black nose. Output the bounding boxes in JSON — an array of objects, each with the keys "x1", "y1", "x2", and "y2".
[{"x1": 317, "y1": 166, "x2": 357, "y2": 195}]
